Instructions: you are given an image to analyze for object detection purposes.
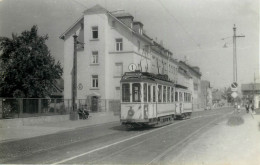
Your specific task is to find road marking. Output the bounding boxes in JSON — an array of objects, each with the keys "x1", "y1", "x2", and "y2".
[{"x1": 51, "y1": 113, "x2": 224, "y2": 165}]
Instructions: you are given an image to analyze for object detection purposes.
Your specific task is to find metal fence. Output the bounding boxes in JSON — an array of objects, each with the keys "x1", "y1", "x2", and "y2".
[{"x1": 0, "y1": 98, "x2": 121, "y2": 119}]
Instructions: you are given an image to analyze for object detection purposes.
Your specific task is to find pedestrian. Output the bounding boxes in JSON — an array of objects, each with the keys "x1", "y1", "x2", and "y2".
[
  {"x1": 251, "y1": 103, "x2": 256, "y2": 115},
  {"x1": 237, "y1": 104, "x2": 241, "y2": 112},
  {"x1": 245, "y1": 103, "x2": 249, "y2": 113}
]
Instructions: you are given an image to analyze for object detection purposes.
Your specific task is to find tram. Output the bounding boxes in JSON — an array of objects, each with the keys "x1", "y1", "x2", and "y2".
[{"x1": 120, "y1": 71, "x2": 192, "y2": 127}]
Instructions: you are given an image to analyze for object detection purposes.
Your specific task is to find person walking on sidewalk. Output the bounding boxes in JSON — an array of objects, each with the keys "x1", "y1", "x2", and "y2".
[
  {"x1": 250, "y1": 102, "x2": 256, "y2": 115},
  {"x1": 245, "y1": 103, "x2": 250, "y2": 113}
]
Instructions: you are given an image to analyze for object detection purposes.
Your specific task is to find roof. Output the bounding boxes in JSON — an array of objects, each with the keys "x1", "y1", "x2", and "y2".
[
  {"x1": 241, "y1": 83, "x2": 260, "y2": 91},
  {"x1": 59, "y1": 16, "x2": 84, "y2": 40},
  {"x1": 83, "y1": 4, "x2": 107, "y2": 14},
  {"x1": 113, "y1": 13, "x2": 134, "y2": 18},
  {"x1": 59, "y1": 4, "x2": 173, "y2": 56},
  {"x1": 179, "y1": 61, "x2": 202, "y2": 77}
]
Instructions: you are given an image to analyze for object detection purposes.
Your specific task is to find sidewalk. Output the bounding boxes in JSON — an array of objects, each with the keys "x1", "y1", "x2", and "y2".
[
  {"x1": 0, "y1": 111, "x2": 120, "y2": 142},
  {"x1": 170, "y1": 110, "x2": 260, "y2": 165},
  {"x1": 0, "y1": 107, "x2": 229, "y2": 143}
]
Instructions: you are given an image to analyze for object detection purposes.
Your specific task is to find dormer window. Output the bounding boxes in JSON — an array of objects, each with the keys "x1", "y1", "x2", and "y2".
[
  {"x1": 112, "y1": 21, "x2": 116, "y2": 28},
  {"x1": 92, "y1": 26, "x2": 98, "y2": 39}
]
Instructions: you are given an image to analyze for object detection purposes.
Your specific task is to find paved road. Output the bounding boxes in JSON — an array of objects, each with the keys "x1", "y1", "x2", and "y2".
[{"x1": 0, "y1": 107, "x2": 234, "y2": 164}]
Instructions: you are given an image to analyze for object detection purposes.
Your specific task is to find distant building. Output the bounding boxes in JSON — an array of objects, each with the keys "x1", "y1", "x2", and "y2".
[
  {"x1": 241, "y1": 83, "x2": 260, "y2": 109},
  {"x1": 212, "y1": 89, "x2": 226, "y2": 107},
  {"x1": 201, "y1": 80, "x2": 212, "y2": 109},
  {"x1": 178, "y1": 61, "x2": 202, "y2": 109}
]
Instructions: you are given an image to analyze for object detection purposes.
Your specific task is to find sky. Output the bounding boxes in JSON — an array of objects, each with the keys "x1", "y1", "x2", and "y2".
[{"x1": 0, "y1": 0, "x2": 259, "y2": 89}]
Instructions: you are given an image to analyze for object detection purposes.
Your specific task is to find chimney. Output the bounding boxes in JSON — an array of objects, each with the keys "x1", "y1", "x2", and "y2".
[
  {"x1": 133, "y1": 21, "x2": 143, "y2": 34},
  {"x1": 115, "y1": 13, "x2": 134, "y2": 28}
]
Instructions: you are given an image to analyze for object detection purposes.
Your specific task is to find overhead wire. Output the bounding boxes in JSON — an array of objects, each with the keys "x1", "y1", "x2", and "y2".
[{"x1": 156, "y1": 0, "x2": 203, "y2": 52}]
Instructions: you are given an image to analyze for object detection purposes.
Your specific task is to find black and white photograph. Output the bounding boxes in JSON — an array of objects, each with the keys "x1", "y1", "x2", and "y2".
[{"x1": 0, "y1": 0, "x2": 259, "y2": 164}]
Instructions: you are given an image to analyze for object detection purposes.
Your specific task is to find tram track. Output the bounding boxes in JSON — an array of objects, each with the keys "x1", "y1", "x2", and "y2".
[
  {"x1": 146, "y1": 112, "x2": 232, "y2": 164},
  {"x1": 51, "y1": 111, "x2": 231, "y2": 164}
]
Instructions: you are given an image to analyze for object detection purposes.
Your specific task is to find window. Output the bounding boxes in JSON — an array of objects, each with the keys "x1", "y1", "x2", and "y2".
[
  {"x1": 138, "y1": 40, "x2": 141, "y2": 51},
  {"x1": 179, "y1": 92, "x2": 183, "y2": 102},
  {"x1": 112, "y1": 21, "x2": 116, "y2": 28},
  {"x1": 194, "y1": 83, "x2": 198, "y2": 91},
  {"x1": 171, "y1": 87, "x2": 174, "y2": 102},
  {"x1": 148, "y1": 85, "x2": 151, "y2": 102},
  {"x1": 92, "y1": 51, "x2": 98, "y2": 64},
  {"x1": 92, "y1": 26, "x2": 98, "y2": 39},
  {"x1": 153, "y1": 86, "x2": 156, "y2": 102},
  {"x1": 167, "y1": 87, "x2": 170, "y2": 102},
  {"x1": 115, "y1": 87, "x2": 120, "y2": 99},
  {"x1": 158, "y1": 85, "x2": 162, "y2": 103},
  {"x1": 175, "y1": 92, "x2": 178, "y2": 102},
  {"x1": 132, "y1": 83, "x2": 141, "y2": 102},
  {"x1": 92, "y1": 75, "x2": 98, "y2": 88},
  {"x1": 116, "y1": 38, "x2": 123, "y2": 51},
  {"x1": 163, "y1": 86, "x2": 166, "y2": 102},
  {"x1": 115, "y1": 63, "x2": 123, "y2": 77},
  {"x1": 143, "y1": 83, "x2": 147, "y2": 102},
  {"x1": 122, "y1": 84, "x2": 130, "y2": 102}
]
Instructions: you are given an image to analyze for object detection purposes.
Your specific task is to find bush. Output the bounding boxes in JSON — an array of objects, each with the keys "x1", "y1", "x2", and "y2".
[{"x1": 3, "y1": 104, "x2": 13, "y2": 119}]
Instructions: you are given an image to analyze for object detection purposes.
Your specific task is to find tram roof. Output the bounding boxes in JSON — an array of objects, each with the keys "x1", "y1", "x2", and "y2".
[{"x1": 120, "y1": 71, "x2": 175, "y2": 86}]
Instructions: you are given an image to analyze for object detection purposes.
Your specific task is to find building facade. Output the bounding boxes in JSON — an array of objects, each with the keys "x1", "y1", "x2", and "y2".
[
  {"x1": 60, "y1": 5, "x2": 201, "y2": 111},
  {"x1": 200, "y1": 80, "x2": 212, "y2": 109},
  {"x1": 241, "y1": 83, "x2": 260, "y2": 109},
  {"x1": 60, "y1": 5, "x2": 181, "y2": 111},
  {"x1": 178, "y1": 61, "x2": 202, "y2": 109}
]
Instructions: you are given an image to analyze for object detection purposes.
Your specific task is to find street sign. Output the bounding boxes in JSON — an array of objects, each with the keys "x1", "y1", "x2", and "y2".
[
  {"x1": 128, "y1": 63, "x2": 137, "y2": 71},
  {"x1": 231, "y1": 82, "x2": 238, "y2": 92},
  {"x1": 231, "y1": 87, "x2": 238, "y2": 92},
  {"x1": 231, "y1": 82, "x2": 238, "y2": 88},
  {"x1": 231, "y1": 91, "x2": 238, "y2": 98}
]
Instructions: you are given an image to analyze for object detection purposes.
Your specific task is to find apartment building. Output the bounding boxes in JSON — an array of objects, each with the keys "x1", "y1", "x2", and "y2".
[{"x1": 60, "y1": 5, "x2": 192, "y2": 111}]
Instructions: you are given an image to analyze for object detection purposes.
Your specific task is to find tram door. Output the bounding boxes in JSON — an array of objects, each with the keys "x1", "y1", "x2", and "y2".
[{"x1": 175, "y1": 91, "x2": 183, "y2": 115}]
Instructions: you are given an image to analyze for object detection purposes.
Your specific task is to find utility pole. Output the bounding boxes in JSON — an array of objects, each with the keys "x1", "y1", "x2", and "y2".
[
  {"x1": 233, "y1": 24, "x2": 245, "y2": 83},
  {"x1": 253, "y1": 72, "x2": 256, "y2": 106},
  {"x1": 71, "y1": 34, "x2": 78, "y2": 120}
]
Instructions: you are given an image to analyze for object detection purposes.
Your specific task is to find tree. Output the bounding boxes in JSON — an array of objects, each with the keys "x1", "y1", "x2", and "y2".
[{"x1": 0, "y1": 25, "x2": 62, "y2": 98}]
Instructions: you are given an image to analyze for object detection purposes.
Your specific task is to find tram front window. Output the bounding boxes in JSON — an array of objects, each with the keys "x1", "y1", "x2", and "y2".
[
  {"x1": 122, "y1": 84, "x2": 130, "y2": 102},
  {"x1": 132, "y1": 83, "x2": 141, "y2": 102}
]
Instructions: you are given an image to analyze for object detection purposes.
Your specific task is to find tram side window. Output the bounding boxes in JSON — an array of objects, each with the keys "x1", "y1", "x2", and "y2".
[
  {"x1": 153, "y1": 86, "x2": 156, "y2": 102},
  {"x1": 158, "y1": 85, "x2": 162, "y2": 102},
  {"x1": 179, "y1": 92, "x2": 183, "y2": 102},
  {"x1": 175, "y1": 92, "x2": 178, "y2": 102},
  {"x1": 132, "y1": 83, "x2": 141, "y2": 102},
  {"x1": 167, "y1": 87, "x2": 170, "y2": 102},
  {"x1": 148, "y1": 85, "x2": 151, "y2": 102},
  {"x1": 143, "y1": 83, "x2": 147, "y2": 102},
  {"x1": 122, "y1": 84, "x2": 130, "y2": 102},
  {"x1": 184, "y1": 93, "x2": 187, "y2": 102},
  {"x1": 171, "y1": 87, "x2": 174, "y2": 102},
  {"x1": 163, "y1": 86, "x2": 166, "y2": 102}
]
